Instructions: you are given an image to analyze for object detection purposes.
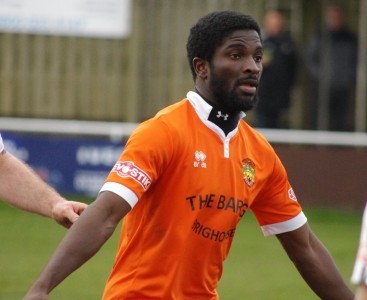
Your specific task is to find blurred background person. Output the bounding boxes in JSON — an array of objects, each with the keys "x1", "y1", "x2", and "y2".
[
  {"x1": 305, "y1": 3, "x2": 358, "y2": 131},
  {"x1": 255, "y1": 9, "x2": 298, "y2": 129}
]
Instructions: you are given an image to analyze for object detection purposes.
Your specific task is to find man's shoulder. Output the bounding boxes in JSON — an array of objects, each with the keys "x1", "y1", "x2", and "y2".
[
  {"x1": 239, "y1": 122, "x2": 274, "y2": 149},
  {"x1": 134, "y1": 98, "x2": 194, "y2": 135},
  {"x1": 155, "y1": 98, "x2": 190, "y2": 119}
]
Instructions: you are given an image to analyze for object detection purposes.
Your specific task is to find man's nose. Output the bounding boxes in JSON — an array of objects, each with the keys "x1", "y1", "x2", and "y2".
[{"x1": 242, "y1": 57, "x2": 261, "y2": 74}]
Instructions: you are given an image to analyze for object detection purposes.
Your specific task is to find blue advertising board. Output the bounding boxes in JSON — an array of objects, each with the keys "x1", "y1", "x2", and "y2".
[{"x1": 1, "y1": 132, "x2": 126, "y2": 197}]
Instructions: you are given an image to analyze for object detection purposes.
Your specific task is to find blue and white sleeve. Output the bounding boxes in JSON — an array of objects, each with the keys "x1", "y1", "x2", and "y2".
[{"x1": 0, "y1": 133, "x2": 4, "y2": 153}]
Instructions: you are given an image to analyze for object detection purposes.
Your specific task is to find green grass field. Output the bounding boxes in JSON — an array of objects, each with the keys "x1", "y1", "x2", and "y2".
[{"x1": 0, "y1": 200, "x2": 362, "y2": 299}]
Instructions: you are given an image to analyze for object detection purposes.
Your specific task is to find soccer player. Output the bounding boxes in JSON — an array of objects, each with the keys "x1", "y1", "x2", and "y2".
[
  {"x1": 351, "y1": 204, "x2": 367, "y2": 299},
  {"x1": 24, "y1": 11, "x2": 353, "y2": 299},
  {"x1": 0, "y1": 133, "x2": 87, "y2": 228}
]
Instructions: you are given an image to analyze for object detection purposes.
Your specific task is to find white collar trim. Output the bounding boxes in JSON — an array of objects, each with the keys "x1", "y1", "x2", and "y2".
[{"x1": 186, "y1": 91, "x2": 246, "y2": 121}]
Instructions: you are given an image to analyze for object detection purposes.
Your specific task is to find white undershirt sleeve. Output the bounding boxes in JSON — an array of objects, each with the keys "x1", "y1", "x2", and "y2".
[
  {"x1": 99, "y1": 182, "x2": 139, "y2": 209},
  {"x1": 261, "y1": 211, "x2": 308, "y2": 236}
]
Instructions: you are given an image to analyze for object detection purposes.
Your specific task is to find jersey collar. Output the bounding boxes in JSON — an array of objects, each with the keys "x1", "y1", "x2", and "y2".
[{"x1": 186, "y1": 91, "x2": 246, "y2": 138}]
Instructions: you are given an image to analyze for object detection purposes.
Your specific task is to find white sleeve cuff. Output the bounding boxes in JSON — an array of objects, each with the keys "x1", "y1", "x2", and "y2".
[
  {"x1": 0, "y1": 134, "x2": 4, "y2": 153},
  {"x1": 351, "y1": 262, "x2": 367, "y2": 285},
  {"x1": 261, "y1": 211, "x2": 308, "y2": 236},
  {"x1": 99, "y1": 182, "x2": 139, "y2": 209}
]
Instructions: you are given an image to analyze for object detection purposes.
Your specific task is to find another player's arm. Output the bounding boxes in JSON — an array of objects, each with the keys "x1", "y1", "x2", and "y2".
[
  {"x1": 0, "y1": 151, "x2": 87, "y2": 227},
  {"x1": 23, "y1": 191, "x2": 130, "y2": 300},
  {"x1": 355, "y1": 285, "x2": 367, "y2": 300},
  {"x1": 276, "y1": 222, "x2": 354, "y2": 300}
]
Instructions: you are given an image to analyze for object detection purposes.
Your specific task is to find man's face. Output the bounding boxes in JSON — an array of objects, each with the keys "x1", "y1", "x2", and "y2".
[
  {"x1": 326, "y1": 6, "x2": 344, "y2": 30},
  {"x1": 207, "y1": 29, "x2": 263, "y2": 113}
]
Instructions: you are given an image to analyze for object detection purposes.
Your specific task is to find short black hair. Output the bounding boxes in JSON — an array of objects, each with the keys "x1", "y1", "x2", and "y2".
[{"x1": 186, "y1": 10, "x2": 262, "y2": 80}]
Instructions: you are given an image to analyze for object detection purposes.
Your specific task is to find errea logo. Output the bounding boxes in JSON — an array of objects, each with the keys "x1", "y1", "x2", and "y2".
[
  {"x1": 112, "y1": 161, "x2": 151, "y2": 190},
  {"x1": 194, "y1": 150, "x2": 207, "y2": 168}
]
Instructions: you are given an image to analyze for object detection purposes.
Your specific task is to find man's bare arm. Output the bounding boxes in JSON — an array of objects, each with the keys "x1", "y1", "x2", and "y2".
[
  {"x1": 277, "y1": 223, "x2": 354, "y2": 300},
  {"x1": 23, "y1": 191, "x2": 131, "y2": 300},
  {"x1": 0, "y1": 151, "x2": 87, "y2": 227}
]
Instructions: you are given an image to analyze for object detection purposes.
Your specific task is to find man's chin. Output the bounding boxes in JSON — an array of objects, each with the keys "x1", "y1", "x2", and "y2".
[
  {"x1": 238, "y1": 95, "x2": 258, "y2": 112},
  {"x1": 214, "y1": 90, "x2": 258, "y2": 113}
]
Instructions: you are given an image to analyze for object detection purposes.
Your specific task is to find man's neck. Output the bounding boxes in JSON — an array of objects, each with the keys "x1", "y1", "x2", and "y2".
[{"x1": 195, "y1": 90, "x2": 242, "y2": 135}]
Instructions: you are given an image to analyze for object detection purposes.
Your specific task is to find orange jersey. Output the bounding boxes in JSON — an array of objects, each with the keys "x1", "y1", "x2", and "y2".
[{"x1": 100, "y1": 91, "x2": 306, "y2": 299}]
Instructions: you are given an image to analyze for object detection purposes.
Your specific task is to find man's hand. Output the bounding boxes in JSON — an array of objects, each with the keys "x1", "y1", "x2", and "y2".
[{"x1": 51, "y1": 199, "x2": 88, "y2": 228}]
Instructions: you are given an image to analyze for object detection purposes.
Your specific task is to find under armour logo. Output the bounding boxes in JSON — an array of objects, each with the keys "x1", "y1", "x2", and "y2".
[{"x1": 216, "y1": 111, "x2": 229, "y2": 120}]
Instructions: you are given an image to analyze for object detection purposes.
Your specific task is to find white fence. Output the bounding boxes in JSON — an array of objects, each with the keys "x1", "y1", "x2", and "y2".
[{"x1": 1, "y1": 117, "x2": 367, "y2": 147}]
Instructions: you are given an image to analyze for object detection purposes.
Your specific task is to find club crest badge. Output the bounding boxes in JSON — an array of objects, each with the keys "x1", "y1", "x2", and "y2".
[{"x1": 242, "y1": 158, "x2": 255, "y2": 187}]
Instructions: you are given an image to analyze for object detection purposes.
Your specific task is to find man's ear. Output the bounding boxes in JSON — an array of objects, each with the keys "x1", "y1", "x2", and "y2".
[{"x1": 193, "y1": 57, "x2": 208, "y2": 79}]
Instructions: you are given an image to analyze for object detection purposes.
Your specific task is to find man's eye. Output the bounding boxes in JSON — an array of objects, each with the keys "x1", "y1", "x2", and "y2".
[
  {"x1": 254, "y1": 55, "x2": 263, "y2": 62},
  {"x1": 230, "y1": 54, "x2": 241, "y2": 60}
]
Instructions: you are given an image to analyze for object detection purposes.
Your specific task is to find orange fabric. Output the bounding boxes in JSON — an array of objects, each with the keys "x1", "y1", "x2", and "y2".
[{"x1": 102, "y1": 96, "x2": 303, "y2": 299}]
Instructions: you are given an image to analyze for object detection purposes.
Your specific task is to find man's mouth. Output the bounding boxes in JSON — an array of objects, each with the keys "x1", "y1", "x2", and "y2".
[{"x1": 238, "y1": 79, "x2": 258, "y2": 95}]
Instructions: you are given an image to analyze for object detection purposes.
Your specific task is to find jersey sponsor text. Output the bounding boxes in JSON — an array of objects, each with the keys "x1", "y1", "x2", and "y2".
[
  {"x1": 112, "y1": 161, "x2": 151, "y2": 190},
  {"x1": 186, "y1": 193, "x2": 248, "y2": 217},
  {"x1": 192, "y1": 219, "x2": 236, "y2": 242}
]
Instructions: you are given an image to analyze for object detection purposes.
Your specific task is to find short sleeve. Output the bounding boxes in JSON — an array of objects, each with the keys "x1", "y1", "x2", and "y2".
[
  {"x1": 100, "y1": 118, "x2": 172, "y2": 207},
  {"x1": 250, "y1": 154, "x2": 306, "y2": 236}
]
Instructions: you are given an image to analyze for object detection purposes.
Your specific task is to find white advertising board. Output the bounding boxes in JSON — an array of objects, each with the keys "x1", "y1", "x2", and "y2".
[{"x1": 0, "y1": 0, "x2": 131, "y2": 38}]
